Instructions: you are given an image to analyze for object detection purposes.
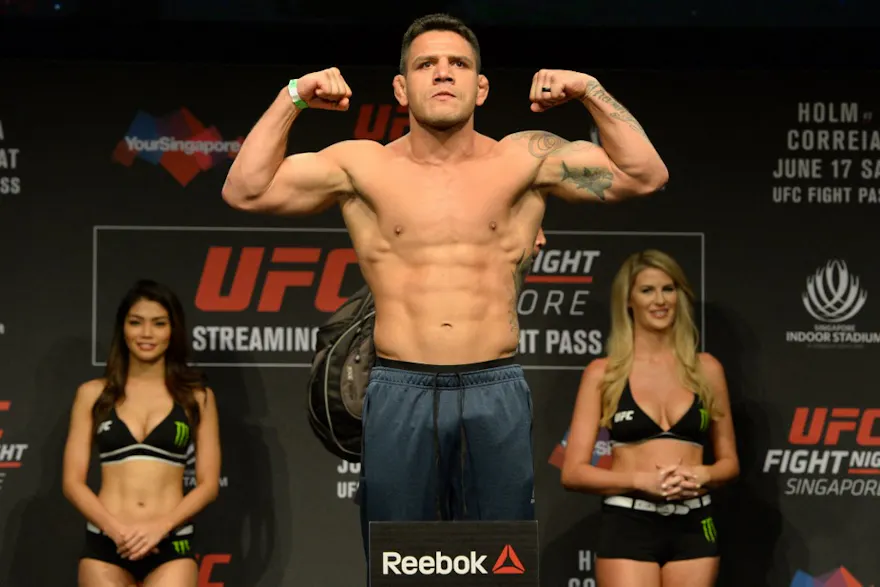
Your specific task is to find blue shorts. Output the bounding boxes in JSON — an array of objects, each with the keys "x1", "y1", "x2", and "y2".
[{"x1": 358, "y1": 357, "x2": 535, "y2": 552}]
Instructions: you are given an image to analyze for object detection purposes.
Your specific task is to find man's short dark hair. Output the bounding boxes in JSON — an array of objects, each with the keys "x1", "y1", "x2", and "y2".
[{"x1": 399, "y1": 13, "x2": 482, "y2": 75}]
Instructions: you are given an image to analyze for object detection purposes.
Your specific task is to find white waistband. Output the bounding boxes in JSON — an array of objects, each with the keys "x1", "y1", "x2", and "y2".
[
  {"x1": 87, "y1": 522, "x2": 194, "y2": 536},
  {"x1": 604, "y1": 494, "x2": 711, "y2": 516}
]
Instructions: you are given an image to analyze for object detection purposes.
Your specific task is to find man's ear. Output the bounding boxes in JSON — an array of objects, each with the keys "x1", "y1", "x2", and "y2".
[
  {"x1": 476, "y1": 74, "x2": 489, "y2": 106},
  {"x1": 393, "y1": 74, "x2": 409, "y2": 107}
]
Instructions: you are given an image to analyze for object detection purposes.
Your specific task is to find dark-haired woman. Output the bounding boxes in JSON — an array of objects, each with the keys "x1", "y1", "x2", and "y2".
[{"x1": 63, "y1": 279, "x2": 221, "y2": 586}]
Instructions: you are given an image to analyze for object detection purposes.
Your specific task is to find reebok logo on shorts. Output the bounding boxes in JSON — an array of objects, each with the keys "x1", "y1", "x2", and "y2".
[{"x1": 701, "y1": 517, "x2": 717, "y2": 543}]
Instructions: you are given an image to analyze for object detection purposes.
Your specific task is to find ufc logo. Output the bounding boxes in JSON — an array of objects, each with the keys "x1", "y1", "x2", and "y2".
[
  {"x1": 197, "y1": 553, "x2": 231, "y2": 587},
  {"x1": 789, "y1": 407, "x2": 880, "y2": 446},
  {"x1": 195, "y1": 246, "x2": 359, "y2": 313},
  {"x1": 353, "y1": 104, "x2": 409, "y2": 142},
  {"x1": 613, "y1": 410, "x2": 634, "y2": 424}
]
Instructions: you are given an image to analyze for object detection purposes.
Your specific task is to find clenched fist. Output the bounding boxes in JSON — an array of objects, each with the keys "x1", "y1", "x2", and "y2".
[
  {"x1": 291, "y1": 67, "x2": 353, "y2": 111},
  {"x1": 529, "y1": 70, "x2": 596, "y2": 112}
]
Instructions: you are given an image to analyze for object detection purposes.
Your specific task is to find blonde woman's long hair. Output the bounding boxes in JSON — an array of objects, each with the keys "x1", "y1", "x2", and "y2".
[{"x1": 598, "y1": 249, "x2": 720, "y2": 428}]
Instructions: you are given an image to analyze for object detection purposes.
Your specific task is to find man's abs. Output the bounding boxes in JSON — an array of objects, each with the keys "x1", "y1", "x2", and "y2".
[
  {"x1": 338, "y1": 137, "x2": 544, "y2": 364},
  {"x1": 368, "y1": 256, "x2": 522, "y2": 365}
]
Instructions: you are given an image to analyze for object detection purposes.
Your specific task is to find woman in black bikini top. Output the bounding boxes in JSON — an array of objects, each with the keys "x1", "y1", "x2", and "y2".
[
  {"x1": 560, "y1": 250, "x2": 740, "y2": 587},
  {"x1": 62, "y1": 279, "x2": 222, "y2": 587}
]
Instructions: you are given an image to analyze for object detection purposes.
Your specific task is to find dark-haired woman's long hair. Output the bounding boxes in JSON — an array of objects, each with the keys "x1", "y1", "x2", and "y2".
[{"x1": 92, "y1": 279, "x2": 206, "y2": 434}]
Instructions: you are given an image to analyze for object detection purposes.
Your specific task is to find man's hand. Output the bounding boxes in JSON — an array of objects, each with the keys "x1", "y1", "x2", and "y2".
[
  {"x1": 529, "y1": 70, "x2": 596, "y2": 113},
  {"x1": 293, "y1": 67, "x2": 353, "y2": 111}
]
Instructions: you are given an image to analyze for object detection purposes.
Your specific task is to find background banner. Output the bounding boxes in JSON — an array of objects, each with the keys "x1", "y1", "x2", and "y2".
[{"x1": 0, "y1": 60, "x2": 877, "y2": 586}]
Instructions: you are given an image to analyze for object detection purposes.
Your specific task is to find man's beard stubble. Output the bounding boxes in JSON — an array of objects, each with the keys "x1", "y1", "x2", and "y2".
[{"x1": 411, "y1": 99, "x2": 474, "y2": 132}]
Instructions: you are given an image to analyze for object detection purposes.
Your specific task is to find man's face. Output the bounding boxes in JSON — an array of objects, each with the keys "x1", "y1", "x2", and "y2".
[{"x1": 395, "y1": 31, "x2": 487, "y2": 130}]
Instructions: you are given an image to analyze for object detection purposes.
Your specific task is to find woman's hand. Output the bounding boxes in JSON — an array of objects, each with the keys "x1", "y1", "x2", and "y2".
[
  {"x1": 671, "y1": 465, "x2": 711, "y2": 499},
  {"x1": 634, "y1": 463, "x2": 684, "y2": 499},
  {"x1": 116, "y1": 519, "x2": 170, "y2": 560},
  {"x1": 107, "y1": 522, "x2": 133, "y2": 551}
]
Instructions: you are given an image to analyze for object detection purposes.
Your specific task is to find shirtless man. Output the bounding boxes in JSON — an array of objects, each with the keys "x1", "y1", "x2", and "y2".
[{"x1": 223, "y1": 12, "x2": 667, "y2": 557}]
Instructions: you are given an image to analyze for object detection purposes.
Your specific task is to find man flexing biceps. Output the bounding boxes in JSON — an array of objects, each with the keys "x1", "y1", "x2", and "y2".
[{"x1": 223, "y1": 12, "x2": 667, "y2": 560}]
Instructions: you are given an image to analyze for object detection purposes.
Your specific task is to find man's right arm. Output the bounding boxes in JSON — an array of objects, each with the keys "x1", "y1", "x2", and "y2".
[{"x1": 222, "y1": 75, "x2": 356, "y2": 216}]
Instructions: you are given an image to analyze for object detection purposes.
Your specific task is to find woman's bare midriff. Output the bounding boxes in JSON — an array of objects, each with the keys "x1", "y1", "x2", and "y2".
[
  {"x1": 98, "y1": 461, "x2": 185, "y2": 525},
  {"x1": 611, "y1": 439, "x2": 704, "y2": 496},
  {"x1": 367, "y1": 246, "x2": 523, "y2": 365}
]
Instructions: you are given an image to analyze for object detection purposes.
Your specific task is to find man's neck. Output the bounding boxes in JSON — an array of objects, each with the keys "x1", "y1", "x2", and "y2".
[{"x1": 405, "y1": 119, "x2": 478, "y2": 164}]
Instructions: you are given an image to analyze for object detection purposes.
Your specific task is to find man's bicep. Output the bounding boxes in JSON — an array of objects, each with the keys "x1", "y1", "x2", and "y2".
[
  {"x1": 269, "y1": 151, "x2": 351, "y2": 214},
  {"x1": 506, "y1": 130, "x2": 616, "y2": 203},
  {"x1": 538, "y1": 143, "x2": 630, "y2": 203},
  {"x1": 259, "y1": 146, "x2": 354, "y2": 216}
]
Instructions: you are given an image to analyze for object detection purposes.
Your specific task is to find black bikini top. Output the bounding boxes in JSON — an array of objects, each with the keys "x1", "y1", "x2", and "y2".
[
  {"x1": 608, "y1": 381, "x2": 711, "y2": 448},
  {"x1": 94, "y1": 402, "x2": 193, "y2": 468}
]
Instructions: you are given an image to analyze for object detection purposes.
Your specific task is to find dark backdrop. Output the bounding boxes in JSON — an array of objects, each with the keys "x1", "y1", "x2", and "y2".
[{"x1": 0, "y1": 10, "x2": 878, "y2": 587}]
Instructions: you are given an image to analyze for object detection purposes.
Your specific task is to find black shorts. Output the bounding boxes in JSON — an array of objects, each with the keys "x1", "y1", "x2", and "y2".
[
  {"x1": 80, "y1": 522, "x2": 196, "y2": 582},
  {"x1": 597, "y1": 494, "x2": 719, "y2": 565}
]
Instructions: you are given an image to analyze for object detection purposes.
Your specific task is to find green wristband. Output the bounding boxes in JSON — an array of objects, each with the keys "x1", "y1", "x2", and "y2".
[{"x1": 288, "y1": 79, "x2": 309, "y2": 109}]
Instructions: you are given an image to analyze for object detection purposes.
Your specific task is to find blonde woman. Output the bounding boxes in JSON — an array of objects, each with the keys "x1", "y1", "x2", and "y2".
[{"x1": 562, "y1": 250, "x2": 739, "y2": 587}]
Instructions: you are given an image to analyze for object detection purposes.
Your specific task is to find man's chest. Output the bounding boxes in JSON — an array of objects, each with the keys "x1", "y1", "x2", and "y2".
[{"x1": 354, "y1": 158, "x2": 538, "y2": 234}]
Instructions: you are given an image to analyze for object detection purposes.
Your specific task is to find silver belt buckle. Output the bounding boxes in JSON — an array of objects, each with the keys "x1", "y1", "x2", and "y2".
[{"x1": 656, "y1": 503, "x2": 675, "y2": 516}]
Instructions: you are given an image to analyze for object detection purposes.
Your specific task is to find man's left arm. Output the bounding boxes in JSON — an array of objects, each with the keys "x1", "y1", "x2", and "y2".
[{"x1": 509, "y1": 70, "x2": 669, "y2": 203}]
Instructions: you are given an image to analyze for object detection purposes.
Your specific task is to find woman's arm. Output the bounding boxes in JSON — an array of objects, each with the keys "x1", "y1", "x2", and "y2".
[
  {"x1": 678, "y1": 354, "x2": 741, "y2": 492},
  {"x1": 701, "y1": 353, "x2": 740, "y2": 487},
  {"x1": 161, "y1": 387, "x2": 222, "y2": 530},
  {"x1": 562, "y1": 359, "x2": 660, "y2": 495},
  {"x1": 62, "y1": 380, "x2": 127, "y2": 544}
]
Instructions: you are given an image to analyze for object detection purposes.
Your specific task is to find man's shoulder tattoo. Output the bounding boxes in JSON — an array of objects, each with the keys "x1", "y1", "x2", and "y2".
[{"x1": 509, "y1": 130, "x2": 569, "y2": 159}]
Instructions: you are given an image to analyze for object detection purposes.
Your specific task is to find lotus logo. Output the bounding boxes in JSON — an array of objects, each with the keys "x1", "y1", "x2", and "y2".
[{"x1": 802, "y1": 260, "x2": 867, "y2": 323}]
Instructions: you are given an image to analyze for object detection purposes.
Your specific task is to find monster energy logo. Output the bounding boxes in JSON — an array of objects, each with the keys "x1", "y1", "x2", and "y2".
[
  {"x1": 701, "y1": 517, "x2": 717, "y2": 543},
  {"x1": 699, "y1": 409, "x2": 710, "y2": 432},
  {"x1": 174, "y1": 421, "x2": 190, "y2": 447},
  {"x1": 172, "y1": 539, "x2": 191, "y2": 554}
]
